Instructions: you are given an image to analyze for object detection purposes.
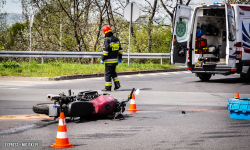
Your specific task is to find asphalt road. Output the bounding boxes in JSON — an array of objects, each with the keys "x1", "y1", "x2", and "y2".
[{"x1": 0, "y1": 71, "x2": 250, "y2": 150}]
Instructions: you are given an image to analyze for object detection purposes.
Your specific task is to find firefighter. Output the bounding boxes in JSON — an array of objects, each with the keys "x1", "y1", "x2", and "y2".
[{"x1": 101, "y1": 26, "x2": 123, "y2": 91}]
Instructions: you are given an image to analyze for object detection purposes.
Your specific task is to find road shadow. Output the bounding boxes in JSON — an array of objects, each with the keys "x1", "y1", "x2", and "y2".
[
  {"x1": 196, "y1": 77, "x2": 250, "y2": 85},
  {"x1": 74, "y1": 114, "x2": 133, "y2": 124}
]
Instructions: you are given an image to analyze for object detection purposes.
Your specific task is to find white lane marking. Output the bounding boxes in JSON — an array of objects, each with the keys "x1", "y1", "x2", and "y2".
[
  {"x1": 0, "y1": 81, "x2": 57, "y2": 87},
  {"x1": 65, "y1": 71, "x2": 190, "y2": 80},
  {"x1": 0, "y1": 71, "x2": 192, "y2": 87},
  {"x1": 0, "y1": 87, "x2": 19, "y2": 89},
  {"x1": 158, "y1": 73, "x2": 169, "y2": 75},
  {"x1": 123, "y1": 76, "x2": 131, "y2": 78},
  {"x1": 182, "y1": 77, "x2": 195, "y2": 79},
  {"x1": 74, "y1": 77, "x2": 102, "y2": 81},
  {"x1": 170, "y1": 72, "x2": 181, "y2": 74},
  {"x1": 182, "y1": 71, "x2": 191, "y2": 73}
]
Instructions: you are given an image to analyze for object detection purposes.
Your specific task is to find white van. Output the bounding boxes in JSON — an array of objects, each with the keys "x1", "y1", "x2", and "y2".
[{"x1": 170, "y1": 2, "x2": 250, "y2": 81}]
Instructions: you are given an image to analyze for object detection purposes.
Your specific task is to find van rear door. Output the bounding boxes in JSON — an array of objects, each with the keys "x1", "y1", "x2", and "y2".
[
  {"x1": 170, "y1": 4, "x2": 192, "y2": 65},
  {"x1": 225, "y1": 3, "x2": 236, "y2": 67}
]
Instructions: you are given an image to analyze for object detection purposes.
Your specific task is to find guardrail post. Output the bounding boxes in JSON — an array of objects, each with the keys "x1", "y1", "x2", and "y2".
[
  {"x1": 161, "y1": 58, "x2": 162, "y2": 65},
  {"x1": 42, "y1": 57, "x2": 44, "y2": 64}
]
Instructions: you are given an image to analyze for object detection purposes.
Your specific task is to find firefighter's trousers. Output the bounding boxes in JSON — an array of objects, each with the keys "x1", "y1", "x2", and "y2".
[{"x1": 104, "y1": 65, "x2": 120, "y2": 89}]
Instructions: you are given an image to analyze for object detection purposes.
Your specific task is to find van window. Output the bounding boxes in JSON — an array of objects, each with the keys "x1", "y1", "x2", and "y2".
[
  {"x1": 228, "y1": 15, "x2": 236, "y2": 41},
  {"x1": 175, "y1": 17, "x2": 188, "y2": 41}
]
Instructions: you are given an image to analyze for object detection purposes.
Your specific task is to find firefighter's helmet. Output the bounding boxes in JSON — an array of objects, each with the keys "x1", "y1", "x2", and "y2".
[{"x1": 103, "y1": 26, "x2": 112, "y2": 34}]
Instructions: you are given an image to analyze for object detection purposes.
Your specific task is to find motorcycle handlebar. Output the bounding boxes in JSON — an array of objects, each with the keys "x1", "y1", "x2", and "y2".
[
  {"x1": 47, "y1": 94, "x2": 60, "y2": 101},
  {"x1": 47, "y1": 94, "x2": 76, "y2": 101},
  {"x1": 130, "y1": 88, "x2": 135, "y2": 98}
]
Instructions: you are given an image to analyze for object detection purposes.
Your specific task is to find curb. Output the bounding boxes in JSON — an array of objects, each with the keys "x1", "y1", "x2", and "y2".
[{"x1": 0, "y1": 68, "x2": 188, "y2": 81}]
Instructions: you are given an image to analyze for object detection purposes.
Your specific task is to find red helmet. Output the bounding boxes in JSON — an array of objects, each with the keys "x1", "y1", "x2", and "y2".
[{"x1": 103, "y1": 26, "x2": 112, "y2": 34}]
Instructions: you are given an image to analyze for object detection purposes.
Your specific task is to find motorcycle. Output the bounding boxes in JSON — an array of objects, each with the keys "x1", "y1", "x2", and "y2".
[{"x1": 33, "y1": 88, "x2": 139, "y2": 120}]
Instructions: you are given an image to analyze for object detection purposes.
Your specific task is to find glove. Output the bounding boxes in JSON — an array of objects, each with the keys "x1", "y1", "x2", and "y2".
[
  {"x1": 101, "y1": 60, "x2": 104, "y2": 64},
  {"x1": 118, "y1": 59, "x2": 123, "y2": 64}
]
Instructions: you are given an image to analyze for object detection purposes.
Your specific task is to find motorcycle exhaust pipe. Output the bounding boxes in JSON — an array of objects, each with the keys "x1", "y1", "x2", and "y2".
[{"x1": 47, "y1": 94, "x2": 60, "y2": 101}]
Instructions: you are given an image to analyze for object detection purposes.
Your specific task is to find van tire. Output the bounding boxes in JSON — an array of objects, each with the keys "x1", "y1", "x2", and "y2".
[
  {"x1": 240, "y1": 73, "x2": 248, "y2": 79},
  {"x1": 240, "y1": 68, "x2": 250, "y2": 81},
  {"x1": 198, "y1": 74, "x2": 212, "y2": 81}
]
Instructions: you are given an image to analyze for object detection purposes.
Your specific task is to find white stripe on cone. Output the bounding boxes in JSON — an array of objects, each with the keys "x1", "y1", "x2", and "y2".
[
  {"x1": 56, "y1": 132, "x2": 68, "y2": 139},
  {"x1": 59, "y1": 119, "x2": 66, "y2": 126},
  {"x1": 130, "y1": 99, "x2": 135, "y2": 104}
]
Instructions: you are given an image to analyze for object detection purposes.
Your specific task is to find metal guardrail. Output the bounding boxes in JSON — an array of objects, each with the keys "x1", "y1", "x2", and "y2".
[{"x1": 0, "y1": 51, "x2": 170, "y2": 65}]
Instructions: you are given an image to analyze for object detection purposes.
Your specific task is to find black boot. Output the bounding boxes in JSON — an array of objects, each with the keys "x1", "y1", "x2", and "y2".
[
  {"x1": 102, "y1": 86, "x2": 111, "y2": 91},
  {"x1": 114, "y1": 81, "x2": 121, "y2": 90}
]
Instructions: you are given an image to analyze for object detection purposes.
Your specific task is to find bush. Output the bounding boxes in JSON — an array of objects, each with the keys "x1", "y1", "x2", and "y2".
[{"x1": 3, "y1": 61, "x2": 21, "y2": 68}]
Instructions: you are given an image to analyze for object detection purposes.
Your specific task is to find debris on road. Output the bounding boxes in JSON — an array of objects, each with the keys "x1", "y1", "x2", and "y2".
[{"x1": 228, "y1": 93, "x2": 250, "y2": 120}]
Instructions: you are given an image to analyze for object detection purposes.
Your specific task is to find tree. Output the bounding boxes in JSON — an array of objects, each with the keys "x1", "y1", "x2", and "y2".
[
  {"x1": 8, "y1": 22, "x2": 27, "y2": 48},
  {"x1": 160, "y1": 0, "x2": 191, "y2": 21},
  {"x1": 57, "y1": 0, "x2": 92, "y2": 52},
  {"x1": 147, "y1": 0, "x2": 158, "y2": 52},
  {"x1": 0, "y1": 0, "x2": 5, "y2": 8},
  {"x1": 19, "y1": 0, "x2": 94, "y2": 52},
  {"x1": 0, "y1": 0, "x2": 7, "y2": 49},
  {"x1": 106, "y1": 0, "x2": 116, "y2": 34},
  {"x1": 19, "y1": 0, "x2": 117, "y2": 53},
  {"x1": 1, "y1": 0, "x2": 183, "y2": 64},
  {"x1": 94, "y1": 0, "x2": 106, "y2": 51}
]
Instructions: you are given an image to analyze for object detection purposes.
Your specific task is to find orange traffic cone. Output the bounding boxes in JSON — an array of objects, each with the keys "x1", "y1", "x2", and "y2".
[
  {"x1": 127, "y1": 94, "x2": 139, "y2": 113},
  {"x1": 51, "y1": 112, "x2": 74, "y2": 149},
  {"x1": 235, "y1": 93, "x2": 240, "y2": 99}
]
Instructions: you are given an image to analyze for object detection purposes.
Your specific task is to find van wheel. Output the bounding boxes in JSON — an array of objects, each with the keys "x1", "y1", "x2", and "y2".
[
  {"x1": 198, "y1": 74, "x2": 212, "y2": 81},
  {"x1": 240, "y1": 73, "x2": 250, "y2": 81}
]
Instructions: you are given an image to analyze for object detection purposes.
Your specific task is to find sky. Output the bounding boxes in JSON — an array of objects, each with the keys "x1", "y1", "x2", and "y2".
[
  {"x1": 4, "y1": 0, "x2": 22, "y2": 14},
  {"x1": 4, "y1": 0, "x2": 220, "y2": 14}
]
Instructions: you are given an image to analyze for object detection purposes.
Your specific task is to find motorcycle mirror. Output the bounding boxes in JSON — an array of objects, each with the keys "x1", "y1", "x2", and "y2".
[{"x1": 135, "y1": 89, "x2": 140, "y2": 95}]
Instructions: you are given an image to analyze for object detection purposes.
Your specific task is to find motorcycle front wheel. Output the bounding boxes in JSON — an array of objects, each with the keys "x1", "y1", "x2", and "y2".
[{"x1": 33, "y1": 103, "x2": 54, "y2": 115}]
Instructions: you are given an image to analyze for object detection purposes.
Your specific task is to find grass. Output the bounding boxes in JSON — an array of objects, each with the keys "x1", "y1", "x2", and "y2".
[{"x1": 0, "y1": 61, "x2": 179, "y2": 77}]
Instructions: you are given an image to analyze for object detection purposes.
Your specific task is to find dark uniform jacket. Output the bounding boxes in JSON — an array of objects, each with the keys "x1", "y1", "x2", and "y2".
[{"x1": 101, "y1": 32, "x2": 123, "y2": 66}]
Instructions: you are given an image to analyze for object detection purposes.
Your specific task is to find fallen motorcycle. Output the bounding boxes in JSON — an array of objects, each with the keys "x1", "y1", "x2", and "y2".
[{"x1": 33, "y1": 88, "x2": 139, "y2": 120}]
